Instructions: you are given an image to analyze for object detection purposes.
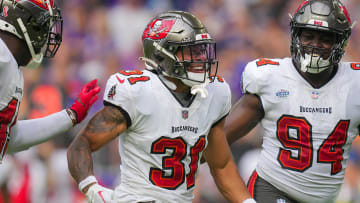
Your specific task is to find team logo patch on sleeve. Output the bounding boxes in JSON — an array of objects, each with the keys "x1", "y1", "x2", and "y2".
[{"x1": 107, "y1": 84, "x2": 116, "y2": 100}]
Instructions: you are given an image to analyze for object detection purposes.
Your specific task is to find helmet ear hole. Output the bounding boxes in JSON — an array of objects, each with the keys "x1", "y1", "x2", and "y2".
[
  {"x1": 154, "y1": 53, "x2": 164, "y2": 62},
  {"x1": 168, "y1": 45, "x2": 176, "y2": 52},
  {"x1": 173, "y1": 66, "x2": 183, "y2": 76}
]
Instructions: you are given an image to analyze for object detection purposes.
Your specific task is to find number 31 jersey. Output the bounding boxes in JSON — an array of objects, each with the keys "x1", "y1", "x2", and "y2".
[
  {"x1": 103, "y1": 70, "x2": 231, "y2": 203},
  {"x1": 242, "y1": 57, "x2": 360, "y2": 203}
]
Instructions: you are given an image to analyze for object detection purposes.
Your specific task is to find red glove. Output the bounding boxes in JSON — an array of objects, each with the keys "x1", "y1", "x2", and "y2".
[{"x1": 69, "y1": 79, "x2": 101, "y2": 124}]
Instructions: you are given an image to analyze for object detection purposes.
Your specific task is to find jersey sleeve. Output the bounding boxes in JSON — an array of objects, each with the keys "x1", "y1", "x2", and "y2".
[
  {"x1": 221, "y1": 80, "x2": 232, "y2": 118},
  {"x1": 211, "y1": 77, "x2": 232, "y2": 125},
  {"x1": 0, "y1": 38, "x2": 15, "y2": 68},
  {"x1": 241, "y1": 59, "x2": 263, "y2": 95},
  {"x1": 241, "y1": 58, "x2": 280, "y2": 96},
  {"x1": 8, "y1": 110, "x2": 72, "y2": 153},
  {"x1": 103, "y1": 73, "x2": 137, "y2": 123}
]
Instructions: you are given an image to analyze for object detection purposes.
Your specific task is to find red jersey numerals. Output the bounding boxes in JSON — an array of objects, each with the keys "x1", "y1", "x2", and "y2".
[
  {"x1": 256, "y1": 58, "x2": 279, "y2": 67},
  {"x1": 318, "y1": 120, "x2": 349, "y2": 175},
  {"x1": 186, "y1": 137, "x2": 205, "y2": 188},
  {"x1": 351, "y1": 63, "x2": 360, "y2": 70},
  {"x1": 119, "y1": 70, "x2": 150, "y2": 85},
  {"x1": 277, "y1": 115, "x2": 348, "y2": 175},
  {"x1": 0, "y1": 98, "x2": 19, "y2": 159},
  {"x1": 210, "y1": 74, "x2": 224, "y2": 83},
  {"x1": 119, "y1": 70, "x2": 143, "y2": 76},
  {"x1": 277, "y1": 116, "x2": 312, "y2": 171},
  {"x1": 150, "y1": 136, "x2": 206, "y2": 190}
]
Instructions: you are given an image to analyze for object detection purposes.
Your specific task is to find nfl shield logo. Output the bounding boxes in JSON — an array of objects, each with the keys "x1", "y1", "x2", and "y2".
[
  {"x1": 312, "y1": 91, "x2": 319, "y2": 99},
  {"x1": 182, "y1": 110, "x2": 188, "y2": 119}
]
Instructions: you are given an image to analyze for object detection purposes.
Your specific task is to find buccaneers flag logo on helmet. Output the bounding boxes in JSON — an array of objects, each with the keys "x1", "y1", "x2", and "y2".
[{"x1": 142, "y1": 19, "x2": 176, "y2": 41}]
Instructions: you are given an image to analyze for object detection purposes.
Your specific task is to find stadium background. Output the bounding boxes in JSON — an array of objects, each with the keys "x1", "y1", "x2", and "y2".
[{"x1": 1, "y1": 0, "x2": 360, "y2": 202}]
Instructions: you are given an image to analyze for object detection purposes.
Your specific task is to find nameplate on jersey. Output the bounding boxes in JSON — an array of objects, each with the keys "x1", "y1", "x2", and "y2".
[
  {"x1": 299, "y1": 106, "x2": 332, "y2": 114},
  {"x1": 172, "y1": 125, "x2": 198, "y2": 134}
]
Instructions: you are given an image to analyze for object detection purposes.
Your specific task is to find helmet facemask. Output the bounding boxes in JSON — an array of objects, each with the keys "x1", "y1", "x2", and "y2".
[
  {"x1": 162, "y1": 40, "x2": 217, "y2": 87},
  {"x1": 43, "y1": 6, "x2": 62, "y2": 58},
  {"x1": 292, "y1": 28, "x2": 343, "y2": 73}
]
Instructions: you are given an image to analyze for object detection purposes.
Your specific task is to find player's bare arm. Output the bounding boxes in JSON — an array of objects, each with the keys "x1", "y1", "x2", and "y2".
[
  {"x1": 224, "y1": 93, "x2": 263, "y2": 145},
  {"x1": 67, "y1": 105, "x2": 128, "y2": 188},
  {"x1": 204, "y1": 119, "x2": 252, "y2": 203}
]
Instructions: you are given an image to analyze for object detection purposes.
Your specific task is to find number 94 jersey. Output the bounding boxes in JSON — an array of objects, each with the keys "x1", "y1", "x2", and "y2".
[
  {"x1": 103, "y1": 69, "x2": 231, "y2": 203},
  {"x1": 242, "y1": 57, "x2": 360, "y2": 203}
]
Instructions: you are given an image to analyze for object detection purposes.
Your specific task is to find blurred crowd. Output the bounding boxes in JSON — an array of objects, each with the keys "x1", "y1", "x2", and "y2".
[{"x1": 1, "y1": 0, "x2": 360, "y2": 202}]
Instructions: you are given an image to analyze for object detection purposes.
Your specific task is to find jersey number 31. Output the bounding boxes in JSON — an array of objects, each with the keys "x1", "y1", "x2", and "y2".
[{"x1": 149, "y1": 136, "x2": 205, "y2": 190}]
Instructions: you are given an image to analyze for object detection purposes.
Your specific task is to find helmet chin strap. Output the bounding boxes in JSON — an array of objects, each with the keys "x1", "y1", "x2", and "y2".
[
  {"x1": 181, "y1": 71, "x2": 209, "y2": 98},
  {"x1": 159, "y1": 75, "x2": 177, "y2": 91},
  {"x1": 17, "y1": 18, "x2": 43, "y2": 69},
  {"x1": 26, "y1": 54, "x2": 43, "y2": 69},
  {"x1": 189, "y1": 80, "x2": 209, "y2": 98},
  {"x1": 300, "y1": 53, "x2": 330, "y2": 74}
]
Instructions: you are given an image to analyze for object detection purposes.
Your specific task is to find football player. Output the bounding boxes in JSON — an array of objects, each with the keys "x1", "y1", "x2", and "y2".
[
  {"x1": 67, "y1": 11, "x2": 255, "y2": 203},
  {"x1": 0, "y1": 0, "x2": 100, "y2": 162},
  {"x1": 225, "y1": 0, "x2": 358, "y2": 202}
]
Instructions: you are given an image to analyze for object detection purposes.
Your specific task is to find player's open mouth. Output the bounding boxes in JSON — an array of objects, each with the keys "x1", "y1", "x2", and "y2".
[
  {"x1": 309, "y1": 53, "x2": 330, "y2": 60},
  {"x1": 188, "y1": 66, "x2": 205, "y2": 73}
]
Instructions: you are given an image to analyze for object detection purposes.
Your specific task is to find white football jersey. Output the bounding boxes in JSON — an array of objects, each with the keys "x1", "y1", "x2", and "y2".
[
  {"x1": 242, "y1": 57, "x2": 360, "y2": 203},
  {"x1": 103, "y1": 70, "x2": 231, "y2": 203},
  {"x1": 0, "y1": 38, "x2": 23, "y2": 162}
]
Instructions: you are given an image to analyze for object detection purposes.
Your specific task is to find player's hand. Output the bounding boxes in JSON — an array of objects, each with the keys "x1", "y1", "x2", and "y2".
[
  {"x1": 69, "y1": 79, "x2": 101, "y2": 124},
  {"x1": 86, "y1": 183, "x2": 114, "y2": 203}
]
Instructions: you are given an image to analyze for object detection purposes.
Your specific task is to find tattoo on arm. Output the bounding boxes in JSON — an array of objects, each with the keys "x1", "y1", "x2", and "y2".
[
  {"x1": 86, "y1": 105, "x2": 127, "y2": 136},
  {"x1": 67, "y1": 134, "x2": 94, "y2": 183},
  {"x1": 67, "y1": 105, "x2": 127, "y2": 184}
]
